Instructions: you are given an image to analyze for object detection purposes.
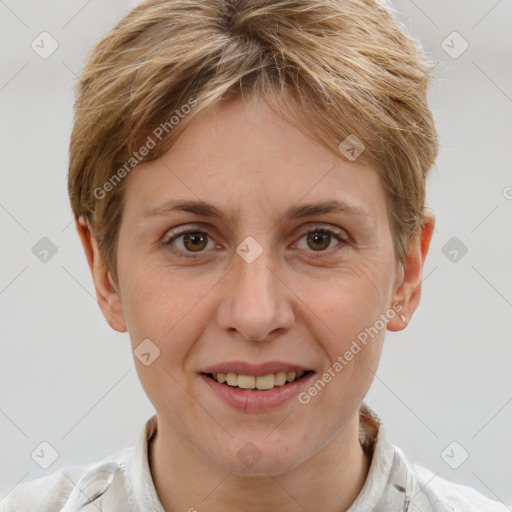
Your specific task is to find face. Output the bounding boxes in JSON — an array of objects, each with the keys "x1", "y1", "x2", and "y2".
[{"x1": 97, "y1": 95, "x2": 412, "y2": 475}]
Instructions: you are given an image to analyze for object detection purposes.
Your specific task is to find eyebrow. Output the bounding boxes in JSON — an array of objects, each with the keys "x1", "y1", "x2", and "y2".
[{"x1": 142, "y1": 199, "x2": 369, "y2": 221}]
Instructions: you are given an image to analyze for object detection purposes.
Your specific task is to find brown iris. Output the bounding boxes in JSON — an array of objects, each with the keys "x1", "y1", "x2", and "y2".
[
  {"x1": 306, "y1": 231, "x2": 331, "y2": 251},
  {"x1": 183, "y1": 232, "x2": 208, "y2": 252}
]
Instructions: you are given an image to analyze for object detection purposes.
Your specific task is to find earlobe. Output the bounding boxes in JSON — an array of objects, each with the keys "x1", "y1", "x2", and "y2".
[
  {"x1": 387, "y1": 209, "x2": 436, "y2": 332},
  {"x1": 75, "y1": 216, "x2": 127, "y2": 333}
]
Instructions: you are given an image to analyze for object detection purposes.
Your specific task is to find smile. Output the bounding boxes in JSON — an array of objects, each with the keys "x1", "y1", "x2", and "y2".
[{"x1": 200, "y1": 369, "x2": 315, "y2": 412}]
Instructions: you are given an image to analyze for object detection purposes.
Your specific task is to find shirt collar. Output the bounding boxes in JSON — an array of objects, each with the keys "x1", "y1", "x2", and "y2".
[
  {"x1": 127, "y1": 411, "x2": 164, "y2": 512},
  {"x1": 348, "y1": 401, "x2": 400, "y2": 510}
]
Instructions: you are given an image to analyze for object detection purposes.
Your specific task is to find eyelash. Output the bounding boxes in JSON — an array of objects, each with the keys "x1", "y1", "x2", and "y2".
[{"x1": 161, "y1": 226, "x2": 349, "y2": 260}]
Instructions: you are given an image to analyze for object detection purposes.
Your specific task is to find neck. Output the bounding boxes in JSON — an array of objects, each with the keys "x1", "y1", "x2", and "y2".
[{"x1": 148, "y1": 412, "x2": 372, "y2": 512}]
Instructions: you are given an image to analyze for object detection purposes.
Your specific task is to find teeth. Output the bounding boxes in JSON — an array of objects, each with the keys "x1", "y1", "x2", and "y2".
[
  {"x1": 238, "y1": 375, "x2": 256, "y2": 389},
  {"x1": 226, "y1": 373, "x2": 238, "y2": 386},
  {"x1": 211, "y1": 370, "x2": 306, "y2": 390},
  {"x1": 254, "y1": 374, "x2": 274, "y2": 390},
  {"x1": 274, "y1": 372, "x2": 287, "y2": 386}
]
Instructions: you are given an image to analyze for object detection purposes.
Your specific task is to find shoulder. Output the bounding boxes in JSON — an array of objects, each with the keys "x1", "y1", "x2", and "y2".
[
  {"x1": 411, "y1": 463, "x2": 510, "y2": 512},
  {"x1": 1, "y1": 465, "x2": 86, "y2": 512},
  {"x1": 0, "y1": 447, "x2": 131, "y2": 512}
]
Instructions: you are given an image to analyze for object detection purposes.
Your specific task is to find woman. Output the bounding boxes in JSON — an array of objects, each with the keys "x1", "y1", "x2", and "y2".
[{"x1": 2, "y1": 0, "x2": 508, "y2": 510}]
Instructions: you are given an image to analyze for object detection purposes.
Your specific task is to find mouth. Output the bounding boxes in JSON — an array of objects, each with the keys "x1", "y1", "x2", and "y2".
[{"x1": 202, "y1": 370, "x2": 314, "y2": 391}]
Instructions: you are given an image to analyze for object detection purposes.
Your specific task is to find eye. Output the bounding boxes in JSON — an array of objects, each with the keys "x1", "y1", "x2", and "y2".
[
  {"x1": 295, "y1": 227, "x2": 348, "y2": 255},
  {"x1": 162, "y1": 228, "x2": 215, "y2": 255}
]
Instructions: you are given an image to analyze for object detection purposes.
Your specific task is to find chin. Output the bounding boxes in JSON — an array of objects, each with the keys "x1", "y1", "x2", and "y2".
[{"x1": 211, "y1": 442, "x2": 309, "y2": 477}]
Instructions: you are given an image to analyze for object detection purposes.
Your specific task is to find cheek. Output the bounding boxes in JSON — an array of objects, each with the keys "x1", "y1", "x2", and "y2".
[
  {"x1": 122, "y1": 265, "x2": 214, "y2": 358},
  {"x1": 120, "y1": 266, "x2": 178, "y2": 344},
  {"x1": 298, "y1": 258, "x2": 391, "y2": 332},
  {"x1": 122, "y1": 269, "x2": 202, "y2": 408},
  {"x1": 290, "y1": 258, "x2": 392, "y2": 384}
]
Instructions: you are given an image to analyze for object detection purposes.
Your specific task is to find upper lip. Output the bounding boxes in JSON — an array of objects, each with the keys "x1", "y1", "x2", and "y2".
[{"x1": 201, "y1": 361, "x2": 312, "y2": 377}]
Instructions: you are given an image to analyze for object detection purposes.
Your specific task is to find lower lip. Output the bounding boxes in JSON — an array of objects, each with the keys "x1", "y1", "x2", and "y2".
[{"x1": 200, "y1": 372, "x2": 315, "y2": 413}]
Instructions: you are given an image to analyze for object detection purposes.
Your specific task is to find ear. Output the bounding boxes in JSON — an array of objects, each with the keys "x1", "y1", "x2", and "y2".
[
  {"x1": 387, "y1": 209, "x2": 435, "y2": 332},
  {"x1": 75, "y1": 216, "x2": 127, "y2": 333}
]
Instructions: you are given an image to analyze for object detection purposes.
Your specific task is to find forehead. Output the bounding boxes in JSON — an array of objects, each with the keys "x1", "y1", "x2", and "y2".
[{"x1": 122, "y1": 96, "x2": 387, "y2": 225}]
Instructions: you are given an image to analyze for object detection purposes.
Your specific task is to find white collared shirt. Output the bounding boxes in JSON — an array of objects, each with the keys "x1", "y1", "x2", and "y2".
[{"x1": 1, "y1": 402, "x2": 509, "y2": 511}]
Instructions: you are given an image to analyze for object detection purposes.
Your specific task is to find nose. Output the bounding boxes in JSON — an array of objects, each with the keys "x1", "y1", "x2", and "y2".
[{"x1": 215, "y1": 244, "x2": 295, "y2": 342}]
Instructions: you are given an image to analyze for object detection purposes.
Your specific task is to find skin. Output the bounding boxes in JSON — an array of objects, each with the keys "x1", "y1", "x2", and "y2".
[{"x1": 77, "y1": 94, "x2": 435, "y2": 512}]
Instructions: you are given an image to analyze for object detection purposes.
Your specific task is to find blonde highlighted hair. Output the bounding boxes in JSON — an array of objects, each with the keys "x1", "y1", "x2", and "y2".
[{"x1": 68, "y1": 0, "x2": 438, "y2": 286}]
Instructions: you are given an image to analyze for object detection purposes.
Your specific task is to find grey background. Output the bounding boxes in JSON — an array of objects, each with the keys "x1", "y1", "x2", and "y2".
[{"x1": 1, "y1": 0, "x2": 511, "y2": 507}]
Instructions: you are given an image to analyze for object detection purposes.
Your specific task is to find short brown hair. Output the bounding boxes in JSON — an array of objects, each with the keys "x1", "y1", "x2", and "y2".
[{"x1": 68, "y1": 0, "x2": 438, "y2": 287}]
